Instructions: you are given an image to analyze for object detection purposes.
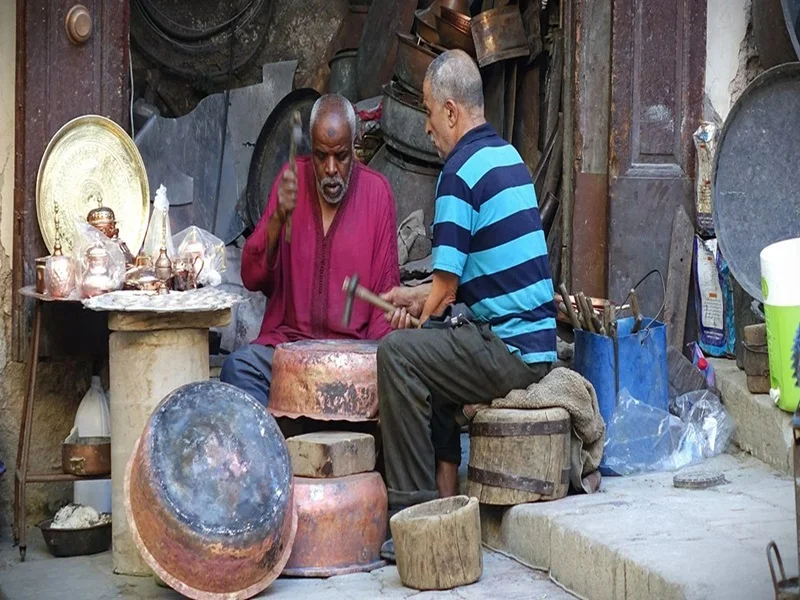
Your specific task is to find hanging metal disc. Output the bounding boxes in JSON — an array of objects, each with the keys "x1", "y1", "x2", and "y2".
[{"x1": 245, "y1": 88, "x2": 320, "y2": 227}]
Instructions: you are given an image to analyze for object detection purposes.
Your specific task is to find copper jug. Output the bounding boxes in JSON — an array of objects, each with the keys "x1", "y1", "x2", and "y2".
[{"x1": 45, "y1": 243, "x2": 76, "y2": 299}]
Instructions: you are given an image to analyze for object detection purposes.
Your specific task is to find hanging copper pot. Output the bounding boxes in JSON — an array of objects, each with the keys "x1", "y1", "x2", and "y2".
[
  {"x1": 472, "y1": 5, "x2": 530, "y2": 67},
  {"x1": 269, "y1": 340, "x2": 379, "y2": 421},
  {"x1": 395, "y1": 33, "x2": 442, "y2": 94},
  {"x1": 125, "y1": 381, "x2": 297, "y2": 600},
  {"x1": 282, "y1": 472, "x2": 388, "y2": 577},
  {"x1": 435, "y1": 10, "x2": 475, "y2": 56}
]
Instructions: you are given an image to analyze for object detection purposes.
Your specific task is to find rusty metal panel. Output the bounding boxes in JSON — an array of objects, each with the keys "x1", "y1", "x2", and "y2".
[
  {"x1": 608, "y1": 0, "x2": 705, "y2": 317},
  {"x1": 13, "y1": 0, "x2": 129, "y2": 360},
  {"x1": 569, "y1": 0, "x2": 611, "y2": 298}
]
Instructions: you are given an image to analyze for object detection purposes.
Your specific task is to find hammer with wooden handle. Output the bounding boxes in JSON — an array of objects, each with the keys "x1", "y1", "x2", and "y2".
[
  {"x1": 342, "y1": 274, "x2": 421, "y2": 328},
  {"x1": 285, "y1": 110, "x2": 302, "y2": 244}
]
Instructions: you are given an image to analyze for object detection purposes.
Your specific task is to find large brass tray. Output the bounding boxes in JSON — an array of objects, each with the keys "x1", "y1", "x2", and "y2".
[{"x1": 36, "y1": 115, "x2": 150, "y2": 256}]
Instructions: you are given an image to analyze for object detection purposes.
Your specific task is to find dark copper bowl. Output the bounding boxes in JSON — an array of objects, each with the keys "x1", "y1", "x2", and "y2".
[
  {"x1": 439, "y1": 5, "x2": 471, "y2": 34},
  {"x1": 125, "y1": 381, "x2": 297, "y2": 600},
  {"x1": 283, "y1": 472, "x2": 388, "y2": 577},
  {"x1": 269, "y1": 340, "x2": 379, "y2": 422},
  {"x1": 435, "y1": 14, "x2": 476, "y2": 55},
  {"x1": 415, "y1": 8, "x2": 440, "y2": 45},
  {"x1": 395, "y1": 33, "x2": 441, "y2": 93}
]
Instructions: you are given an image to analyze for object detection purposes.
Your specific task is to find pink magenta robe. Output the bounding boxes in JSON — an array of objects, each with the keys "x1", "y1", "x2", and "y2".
[{"x1": 241, "y1": 156, "x2": 400, "y2": 347}]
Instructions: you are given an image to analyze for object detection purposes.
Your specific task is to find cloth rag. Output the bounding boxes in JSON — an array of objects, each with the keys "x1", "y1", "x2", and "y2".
[
  {"x1": 397, "y1": 209, "x2": 427, "y2": 266},
  {"x1": 489, "y1": 367, "x2": 605, "y2": 493}
]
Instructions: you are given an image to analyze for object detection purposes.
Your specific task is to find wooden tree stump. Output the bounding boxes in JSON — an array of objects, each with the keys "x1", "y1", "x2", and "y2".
[
  {"x1": 390, "y1": 496, "x2": 482, "y2": 591},
  {"x1": 467, "y1": 407, "x2": 571, "y2": 505}
]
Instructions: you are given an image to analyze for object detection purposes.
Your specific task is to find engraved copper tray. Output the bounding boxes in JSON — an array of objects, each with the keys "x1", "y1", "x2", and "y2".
[{"x1": 36, "y1": 115, "x2": 150, "y2": 256}]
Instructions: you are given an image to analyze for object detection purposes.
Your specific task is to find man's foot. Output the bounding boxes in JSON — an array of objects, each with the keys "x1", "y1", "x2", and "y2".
[{"x1": 381, "y1": 538, "x2": 395, "y2": 563}]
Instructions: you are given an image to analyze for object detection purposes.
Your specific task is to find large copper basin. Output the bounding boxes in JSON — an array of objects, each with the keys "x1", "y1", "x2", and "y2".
[
  {"x1": 125, "y1": 381, "x2": 297, "y2": 600},
  {"x1": 269, "y1": 340, "x2": 379, "y2": 421},
  {"x1": 283, "y1": 472, "x2": 388, "y2": 577}
]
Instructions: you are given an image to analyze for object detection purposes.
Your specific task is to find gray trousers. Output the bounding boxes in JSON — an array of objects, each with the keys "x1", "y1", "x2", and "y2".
[
  {"x1": 220, "y1": 344, "x2": 275, "y2": 407},
  {"x1": 377, "y1": 322, "x2": 549, "y2": 508}
]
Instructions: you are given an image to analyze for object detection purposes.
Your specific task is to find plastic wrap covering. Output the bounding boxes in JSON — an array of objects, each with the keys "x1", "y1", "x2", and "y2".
[
  {"x1": 172, "y1": 225, "x2": 226, "y2": 287},
  {"x1": 603, "y1": 389, "x2": 735, "y2": 476},
  {"x1": 142, "y1": 185, "x2": 177, "y2": 264},
  {"x1": 72, "y1": 217, "x2": 126, "y2": 298}
]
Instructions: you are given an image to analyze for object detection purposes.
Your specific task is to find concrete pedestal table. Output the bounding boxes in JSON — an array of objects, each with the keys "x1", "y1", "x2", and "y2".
[{"x1": 107, "y1": 308, "x2": 230, "y2": 575}]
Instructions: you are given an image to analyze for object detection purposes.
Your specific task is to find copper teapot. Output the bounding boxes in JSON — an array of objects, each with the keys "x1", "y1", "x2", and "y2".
[{"x1": 81, "y1": 244, "x2": 114, "y2": 298}]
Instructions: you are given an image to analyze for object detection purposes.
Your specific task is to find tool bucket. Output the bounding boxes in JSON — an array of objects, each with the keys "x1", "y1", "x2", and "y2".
[{"x1": 573, "y1": 316, "x2": 669, "y2": 472}]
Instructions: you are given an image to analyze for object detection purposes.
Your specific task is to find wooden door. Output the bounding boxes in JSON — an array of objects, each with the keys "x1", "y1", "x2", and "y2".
[
  {"x1": 607, "y1": 0, "x2": 705, "y2": 317},
  {"x1": 13, "y1": 0, "x2": 129, "y2": 359}
]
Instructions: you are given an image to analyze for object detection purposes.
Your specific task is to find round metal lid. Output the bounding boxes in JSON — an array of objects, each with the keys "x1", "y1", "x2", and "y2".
[
  {"x1": 245, "y1": 89, "x2": 320, "y2": 228},
  {"x1": 673, "y1": 470, "x2": 727, "y2": 490},
  {"x1": 36, "y1": 115, "x2": 150, "y2": 257},
  {"x1": 712, "y1": 63, "x2": 800, "y2": 301}
]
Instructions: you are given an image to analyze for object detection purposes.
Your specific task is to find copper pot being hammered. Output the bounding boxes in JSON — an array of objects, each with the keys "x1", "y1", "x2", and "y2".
[
  {"x1": 471, "y1": 5, "x2": 530, "y2": 68},
  {"x1": 125, "y1": 381, "x2": 297, "y2": 600},
  {"x1": 395, "y1": 33, "x2": 442, "y2": 94},
  {"x1": 283, "y1": 472, "x2": 388, "y2": 577},
  {"x1": 269, "y1": 340, "x2": 379, "y2": 421}
]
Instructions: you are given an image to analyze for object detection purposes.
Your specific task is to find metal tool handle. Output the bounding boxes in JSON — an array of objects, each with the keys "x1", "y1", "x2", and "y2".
[{"x1": 285, "y1": 111, "x2": 301, "y2": 244}]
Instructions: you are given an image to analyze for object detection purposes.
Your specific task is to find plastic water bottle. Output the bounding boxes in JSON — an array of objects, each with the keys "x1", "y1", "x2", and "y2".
[{"x1": 73, "y1": 376, "x2": 112, "y2": 513}]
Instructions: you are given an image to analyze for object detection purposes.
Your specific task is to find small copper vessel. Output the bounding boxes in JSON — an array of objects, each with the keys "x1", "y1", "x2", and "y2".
[
  {"x1": 45, "y1": 243, "x2": 76, "y2": 299},
  {"x1": 182, "y1": 240, "x2": 206, "y2": 277},
  {"x1": 87, "y1": 205, "x2": 135, "y2": 266},
  {"x1": 35, "y1": 257, "x2": 48, "y2": 294},
  {"x1": 81, "y1": 244, "x2": 114, "y2": 298},
  {"x1": 154, "y1": 246, "x2": 172, "y2": 293},
  {"x1": 283, "y1": 472, "x2": 387, "y2": 577}
]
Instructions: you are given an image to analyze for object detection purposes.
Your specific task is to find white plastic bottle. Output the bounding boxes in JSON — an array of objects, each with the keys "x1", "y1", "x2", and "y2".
[{"x1": 73, "y1": 376, "x2": 112, "y2": 513}]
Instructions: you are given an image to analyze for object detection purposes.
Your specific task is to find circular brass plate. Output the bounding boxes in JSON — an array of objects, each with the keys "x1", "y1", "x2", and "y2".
[{"x1": 36, "y1": 115, "x2": 150, "y2": 256}]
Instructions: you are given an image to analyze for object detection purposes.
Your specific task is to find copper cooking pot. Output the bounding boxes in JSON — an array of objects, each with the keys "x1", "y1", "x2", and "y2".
[
  {"x1": 414, "y1": 8, "x2": 440, "y2": 45},
  {"x1": 62, "y1": 435, "x2": 111, "y2": 476},
  {"x1": 435, "y1": 12, "x2": 475, "y2": 56},
  {"x1": 283, "y1": 472, "x2": 388, "y2": 577},
  {"x1": 395, "y1": 33, "x2": 442, "y2": 93},
  {"x1": 125, "y1": 381, "x2": 297, "y2": 600},
  {"x1": 471, "y1": 5, "x2": 530, "y2": 67},
  {"x1": 439, "y1": 5, "x2": 471, "y2": 33},
  {"x1": 269, "y1": 340, "x2": 379, "y2": 421}
]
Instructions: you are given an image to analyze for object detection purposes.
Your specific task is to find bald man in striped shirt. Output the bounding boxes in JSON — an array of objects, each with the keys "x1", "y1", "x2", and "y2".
[{"x1": 377, "y1": 50, "x2": 556, "y2": 560}]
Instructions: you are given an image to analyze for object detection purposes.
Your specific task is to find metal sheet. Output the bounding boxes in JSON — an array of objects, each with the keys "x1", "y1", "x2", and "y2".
[
  {"x1": 356, "y1": 0, "x2": 417, "y2": 100},
  {"x1": 713, "y1": 64, "x2": 800, "y2": 301},
  {"x1": 36, "y1": 115, "x2": 150, "y2": 257},
  {"x1": 245, "y1": 88, "x2": 320, "y2": 227},
  {"x1": 752, "y1": 0, "x2": 800, "y2": 69},
  {"x1": 135, "y1": 61, "x2": 297, "y2": 242},
  {"x1": 130, "y1": 0, "x2": 275, "y2": 82}
]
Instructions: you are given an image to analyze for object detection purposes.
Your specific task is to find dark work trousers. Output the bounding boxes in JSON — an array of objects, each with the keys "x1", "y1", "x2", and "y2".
[
  {"x1": 377, "y1": 321, "x2": 550, "y2": 508},
  {"x1": 220, "y1": 344, "x2": 276, "y2": 407}
]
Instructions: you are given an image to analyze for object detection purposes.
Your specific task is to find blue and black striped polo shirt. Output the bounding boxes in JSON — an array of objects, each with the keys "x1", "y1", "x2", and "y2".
[{"x1": 432, "y1": 123, "x2": 557, "y2": 364}]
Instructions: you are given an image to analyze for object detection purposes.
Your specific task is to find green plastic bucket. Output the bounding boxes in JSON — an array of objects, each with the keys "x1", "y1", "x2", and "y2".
[{"x1": 760, "y1": 237, "x2": 800, "y2": 413}]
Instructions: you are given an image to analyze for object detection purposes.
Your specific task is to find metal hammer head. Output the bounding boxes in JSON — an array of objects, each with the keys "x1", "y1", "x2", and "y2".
[
  {"x1": 290, "y1": 110, "x2": 302, "y2": 157},
  {"x1": 341, "y1": 273, "x2": 360, "y2": 327}
]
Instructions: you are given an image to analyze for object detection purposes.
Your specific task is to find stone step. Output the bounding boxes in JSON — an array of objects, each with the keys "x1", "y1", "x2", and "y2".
[
  {"x1": 710, "y1": 358, "x2": 793, "y2": 474},
  {"x1": 480, "y1": 453, "x2": 796, "y2": 600}
]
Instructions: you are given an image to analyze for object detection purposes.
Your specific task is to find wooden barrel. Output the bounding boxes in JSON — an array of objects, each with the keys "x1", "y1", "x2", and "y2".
[
  {"x1": 269, "y1": 340, "x2": 379, "y2": 421},
  {"x1": 467, "y1": 407, "x2": 571, "y2": 505}
]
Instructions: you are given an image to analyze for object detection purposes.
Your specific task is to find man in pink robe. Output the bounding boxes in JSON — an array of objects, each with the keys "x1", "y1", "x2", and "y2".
[{"x1": 221, "y1": 94, "x2": 400, "y2": 406}]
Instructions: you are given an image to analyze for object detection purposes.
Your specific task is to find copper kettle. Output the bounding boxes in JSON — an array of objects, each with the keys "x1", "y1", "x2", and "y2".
[{"x1": 81, "y1": 244, "x2": 114, "y2": 298}]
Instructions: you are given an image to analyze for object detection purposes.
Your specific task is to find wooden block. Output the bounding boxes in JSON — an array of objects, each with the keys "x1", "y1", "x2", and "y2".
[
  {"x1": 665, "y1": 206, "x2": 694, "y2": 348},
  {"x1": 286, "y1": 431, "x2": 375, "y2": 478},
  {"x1": 744, "y1": 323, "x2": 767, "y2": 346},
  {"x1": 391, "y1": 496, "x2": 482, "y2": 591}
]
